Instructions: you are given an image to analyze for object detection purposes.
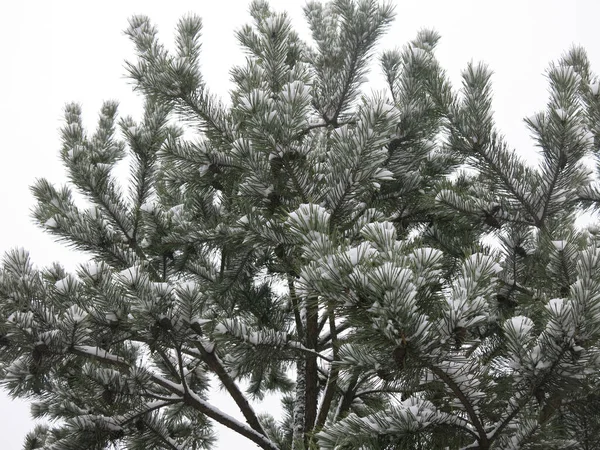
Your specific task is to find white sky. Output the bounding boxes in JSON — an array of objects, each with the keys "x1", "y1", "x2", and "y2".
[{"x1": 0, "y1": 0, "x2": 599, "y2": 448}]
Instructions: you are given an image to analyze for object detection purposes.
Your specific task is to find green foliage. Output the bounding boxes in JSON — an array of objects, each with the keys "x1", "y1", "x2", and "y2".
[{"x1": 2, "y1": 0, "x2": 600, "y2": 449}]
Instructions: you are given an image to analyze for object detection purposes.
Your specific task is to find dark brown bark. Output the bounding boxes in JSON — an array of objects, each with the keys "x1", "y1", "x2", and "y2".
[
  {"x1": 315, "y1": 308, "x2": 340, "y2": 428},
  {"x1": 303, "y1": 295, "x2": 319, "y2": 437}
]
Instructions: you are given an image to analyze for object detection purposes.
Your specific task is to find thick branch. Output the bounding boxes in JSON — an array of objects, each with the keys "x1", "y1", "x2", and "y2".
[
  {"x1": 181, "y1": 389, "x2": 278, "y2": 450},
  {"x1": 315, "y1": 308, "x2": 341, "y2": 428},
  {"x1": 286, "y1": 341, "x2": 333, "y2": 362},
  {"x1": 335, "y1": 371, "x2": 359, "y2": 421},
  {"x1": 290, "y1": 119, "x2": 356, "y2": 142},
  {"x1": 288, "y1": 276, "x2": 305, "y2": 341},
  {"x1": 156, "y1": 348, "x2": 180, "y2": 381},
  {"x1": 190, "y1": 322, "x2": 267, "y2": 437},
  {"x1": 303, "y1": 295, "x2": 320, "y2": 436},
  {"x1": 318, "y1": 321, "x2": 351, "y2": 349},
  {"x1": 71, "y1": 345, "x2": 130, "y2": 370},
  {"x1": 146, "y1": 367, "x2": 278, "y2": 450},
  {"x1": 71, "y1": 344, "x2": 277, "y2": 450},
  {"x1": 428, "y1": 364, "x2": 488, "y2": 448},
  {"x1": 118, "y1": 398, "x2": 179, "y2": 428}
]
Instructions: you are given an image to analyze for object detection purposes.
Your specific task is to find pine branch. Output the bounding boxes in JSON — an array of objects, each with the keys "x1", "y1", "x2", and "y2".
[
  {"x1": 175, "y1": 345, "x2": 190, "y2": 397},
  {"x1": 489, "y1": 346, "x2": 570, "y2": 444},
  {"x1": 289, "y1": 119, "x2": 356, "y2": 142},
  {"x1": 176, "y1": 392, "x2": 280, "y2": 450},
  {"x1": 537, "y1": 158, "x2": 569, "y2": 228},
  {"x1": 119, "y1": 399, "x2": 180, "y2": 424},
  {"x1": 143, "y1": 420, "x2": 182, "y2": 450},
  {"x1": 471, "y1": 138, "x2": 540, "y2": 225},
  {"x1": 427, "y1": 363, "x2": 488, "y2": 447},
  {"x1": 318, "y1": 321, "x2": 351, "y2": 348},
  {"x1": 6, "y1": 4, "x2": 600, "y2": 449},
  {"x1": 179, "y1": 89, "x2": 236, "y2": 146},
  {"x1": 155, "y1": 348, "x2": 181, "y2": 381},
  {"x1": 73, "y1": 342, "x2": 278, "y2": 450},
  {"x1": 189, "y1": 322, "x2": 268, "y2": 438}
]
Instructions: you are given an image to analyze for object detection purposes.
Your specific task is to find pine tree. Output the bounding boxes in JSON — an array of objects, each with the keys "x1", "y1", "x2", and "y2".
[{"x1": 2, "y1": 0, "x2": 600, "y2": 449}]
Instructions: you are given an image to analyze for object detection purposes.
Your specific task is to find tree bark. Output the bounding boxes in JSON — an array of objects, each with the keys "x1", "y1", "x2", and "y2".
[{"x1": 304, "y1": 295, "x2": 319, "y2": 441}]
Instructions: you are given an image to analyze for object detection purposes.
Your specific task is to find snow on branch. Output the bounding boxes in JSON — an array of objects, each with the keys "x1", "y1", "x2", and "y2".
[{"x1": 317, "y1": 397, "x2": 474, "y2": 449}]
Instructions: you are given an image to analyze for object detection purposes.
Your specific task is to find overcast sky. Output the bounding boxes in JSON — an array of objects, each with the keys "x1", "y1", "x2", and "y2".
[{"x1": 1, "y1": 0, "x2": 599, "y2": 448}]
